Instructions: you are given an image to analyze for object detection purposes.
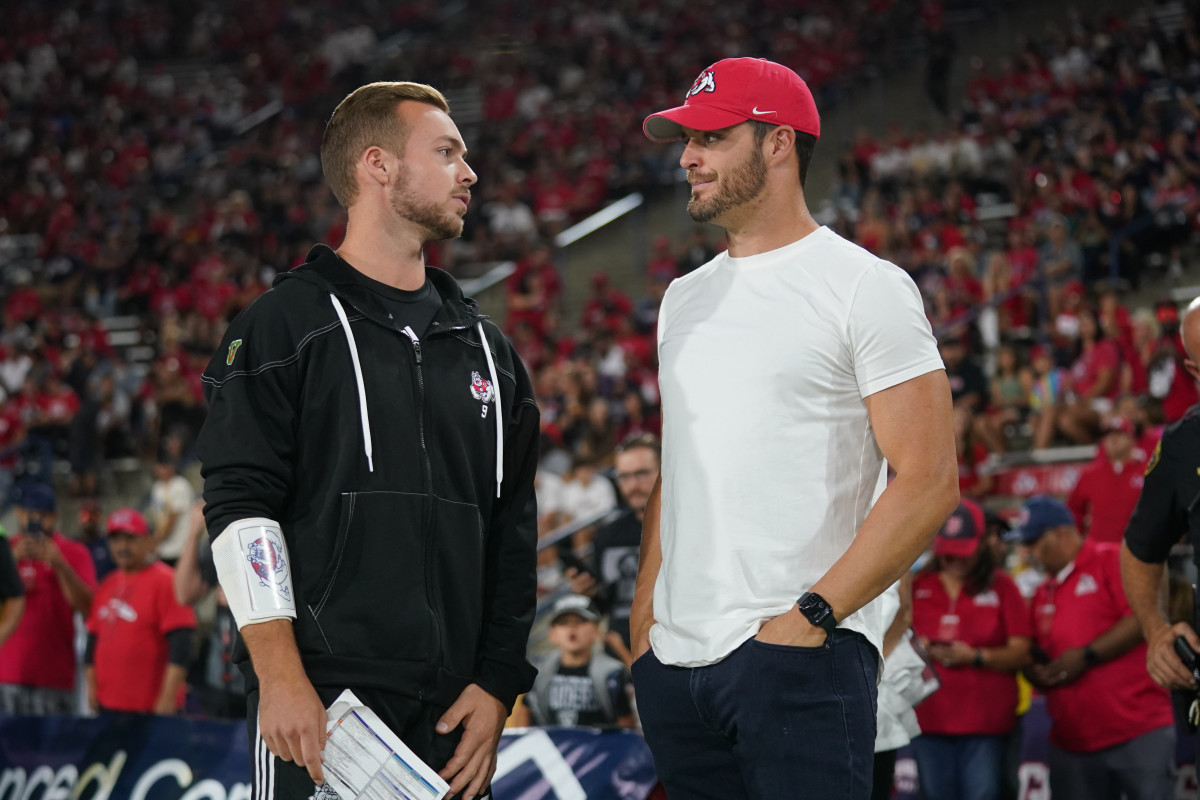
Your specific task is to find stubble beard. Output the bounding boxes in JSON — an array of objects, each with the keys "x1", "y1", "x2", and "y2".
[
  {"x1": 389, "y1": 167, "x2": 465, "y2": 241},
  {"x1": 686, "y1": 145, "x2": 768, "y2": 224}
]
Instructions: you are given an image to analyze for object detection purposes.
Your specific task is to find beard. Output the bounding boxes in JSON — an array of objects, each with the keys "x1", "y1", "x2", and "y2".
[
  {"x1": 687, "y1": 144, "x2": 767, "y2": 224},
  {"x1": 389, "y1": 167, "x2": 466, "y2": 241}
]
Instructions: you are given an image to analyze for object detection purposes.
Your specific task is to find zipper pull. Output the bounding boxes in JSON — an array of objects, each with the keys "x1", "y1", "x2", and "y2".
[{"x1": 402, "y1": 325, "x2": 422, "y2": 363}]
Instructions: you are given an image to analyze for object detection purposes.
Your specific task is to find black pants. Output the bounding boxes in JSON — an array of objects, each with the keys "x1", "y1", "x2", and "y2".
[
  {"x1": 872, "y1": 749, "x2": 897, "y2": 800},
  {"x1": 246, "y1": 685, "x2": 465, "y2": 800}
]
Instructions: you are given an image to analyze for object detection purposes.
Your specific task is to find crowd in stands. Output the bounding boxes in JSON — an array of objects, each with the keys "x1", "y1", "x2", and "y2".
[
  {"x1": 809, "y1": 2, "x2": 1200, "y2": 526},
  {"x1": 2, "y1": 8, "x2": 1200, "y2": 798},
  {"x1": 0, "y1": 0, "x2": 947, "y2": 506}
]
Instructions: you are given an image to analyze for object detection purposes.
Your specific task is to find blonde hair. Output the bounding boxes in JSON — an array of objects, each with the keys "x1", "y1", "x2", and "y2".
[{"x1": 320, "y1": 82, "x2": 450, "y2": 208}]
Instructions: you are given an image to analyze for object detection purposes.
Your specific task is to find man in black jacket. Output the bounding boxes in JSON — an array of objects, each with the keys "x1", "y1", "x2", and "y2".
[{"x1": 196, "y1": 81, "x2": 540, "y2": 800}]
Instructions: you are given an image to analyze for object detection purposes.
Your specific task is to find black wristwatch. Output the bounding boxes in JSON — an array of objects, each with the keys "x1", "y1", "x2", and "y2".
[{"x1": 796, "y1": 591, "x2": 838, "y2": 636}]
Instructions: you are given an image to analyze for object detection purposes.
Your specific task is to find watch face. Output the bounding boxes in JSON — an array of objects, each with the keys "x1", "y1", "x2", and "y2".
[{"x1": 799, "y1": 593, "x2": 831, "y2": 624}]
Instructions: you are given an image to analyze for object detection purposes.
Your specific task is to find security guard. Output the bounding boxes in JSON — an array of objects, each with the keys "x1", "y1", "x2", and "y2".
[{"x1": 1121, "y1": 297, "x2": 1200, "y2": 710}]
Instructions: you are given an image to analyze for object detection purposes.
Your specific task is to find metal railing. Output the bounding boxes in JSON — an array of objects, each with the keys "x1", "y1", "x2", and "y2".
[{"x1": 553, "y1": 193, "x2": 645, "y2": 249}]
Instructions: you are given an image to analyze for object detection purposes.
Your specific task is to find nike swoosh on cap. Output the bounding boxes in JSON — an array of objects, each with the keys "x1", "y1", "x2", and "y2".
[{"x1": 751, "y1": 107, "x2": 777, "y2": 115}]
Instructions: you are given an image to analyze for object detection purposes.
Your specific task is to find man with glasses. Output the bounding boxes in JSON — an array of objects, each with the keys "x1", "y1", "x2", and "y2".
[{"x1": 568, "y1": 434, "x2": 661, "y2": 666}]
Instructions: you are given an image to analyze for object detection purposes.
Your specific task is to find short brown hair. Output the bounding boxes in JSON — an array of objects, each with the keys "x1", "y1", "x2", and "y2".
[
  {"x1": 615, "y1": 432, "x2": 661, "y2": 462},
  {"x1": 321, "y1": 82, "x2": 450, "y2": 208},
  {"x1": 749, "y1": 121, "x2": 817, "y2": 188}
]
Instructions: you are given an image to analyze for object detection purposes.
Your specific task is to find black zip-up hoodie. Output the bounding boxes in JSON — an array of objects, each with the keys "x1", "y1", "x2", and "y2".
[{"x1": 196, "y1": 245, "x2": 540, "y2": 710}]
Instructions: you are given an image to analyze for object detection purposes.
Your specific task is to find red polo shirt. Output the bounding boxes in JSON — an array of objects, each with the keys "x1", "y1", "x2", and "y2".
[
  {"x1": 1069, "y1": 340, "x2": 1121, "y2": 400},
  {"x1": 0, "y1": 533, "x2": 97, "y2": 690},
  {"x1": 87, "y1": 562, "x2": 196, "y2": 712},
  {"x1": 1030, "y1": 541, "x2": 1172, "y2": 753},
  {"x1": 1066, "y1": 454, "x2": 1146, "y2": 544},
  {"x1": 913, "y1": 570, "x2": 1031, "y2": 736}
]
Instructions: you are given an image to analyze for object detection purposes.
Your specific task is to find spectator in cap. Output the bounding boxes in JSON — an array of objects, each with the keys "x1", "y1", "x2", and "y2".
[
  {"x1": 85, "y1": 507, "x2": 196, "y2": 714},
  {"x1": 911, "y1": 499, "x2": 1032, "y2": 800},
  {"x1": 511, "y1": 594, "x2": 634, "y2": 729},
  {"x1": 1066, "y1": 416, "x2": 1147, "y2": 545},
  {"x1": 0, "y1": 523, "x2": 24, "y2": 650},
  {"x1": 1016, "y1": 495, "x2": 1174, "y2": 800},
  {"x1": 0, "y1": 482, "x2": 97, "y2": 715},
  {"x1": 635, "y1": 56, "x2": 956, "y2": 800}
]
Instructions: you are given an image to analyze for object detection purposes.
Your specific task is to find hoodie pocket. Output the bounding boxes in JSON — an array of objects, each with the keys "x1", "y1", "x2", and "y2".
[
  {"x1": 430, "y1": 496, "x2": 486, "y2": 676},
  {"x1": 298, "y1": 490, "x2": 434, "y2": 662}
]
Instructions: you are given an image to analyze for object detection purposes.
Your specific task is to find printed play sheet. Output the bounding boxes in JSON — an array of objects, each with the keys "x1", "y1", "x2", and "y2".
[{"x1": 323, "y1": 690, "x2": 450, "y2": 800}]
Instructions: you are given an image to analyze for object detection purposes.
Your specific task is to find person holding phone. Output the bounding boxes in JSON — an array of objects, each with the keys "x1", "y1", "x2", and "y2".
[
  {"x1": 910, "y1": 500, "x2": 1031, "y2": 800},
  {"x1": 566, "y1": 434, "x2": 661, "y2": 667},
  {"x1": 0, "y1": 525, "x2": 25, "y2": 650},
  {"x1": 0, "y1": 482, "x2": 96, "y2": 714}
]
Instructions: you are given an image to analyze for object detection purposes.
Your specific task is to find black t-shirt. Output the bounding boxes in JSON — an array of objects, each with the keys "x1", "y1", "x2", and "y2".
[
  {"x1": 590, "y1": 511, "x2": 642, "y2": 647},
  {"x1": 946, "y1": 358, "x2": 988, "y2": 407},
  {"x1": 544, "y1": 661, "x2": 632, "y2": 727},
  {"x1": 0, "y1": 538, "x2": 22, "y2": 600},
  {"x1": 348, "y1": 268, "x2": 444, "y2": 338},
  {"x1": 1125, "y1": 406, "x2": 1200, "y2": 570}
]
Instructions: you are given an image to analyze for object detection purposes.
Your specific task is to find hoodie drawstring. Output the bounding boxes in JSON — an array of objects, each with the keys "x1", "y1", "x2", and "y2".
[
  {"x1": 330, "y1": 295, "x2": 375, "y2": 473},
  {"x1": 329, "y1": 293, "x2": 501, "y2": 496},
  {"x1": 477, "y1": 322, "x2": 504, "y2": 498}
]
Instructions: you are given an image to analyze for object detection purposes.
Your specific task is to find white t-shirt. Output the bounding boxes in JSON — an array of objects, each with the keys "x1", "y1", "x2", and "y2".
[
  {"x1": 559, "y1": 473, "x2": 618, "y2": 524},
  {"x1": 536, "y1": 470, "x2": 567, "y2": 518},
  {"x1": 652, "y1": 226, "x2": 944, "y2": 666},
  {"x1": 151, "y1": 475, "x2": 196, "y2": 560}
]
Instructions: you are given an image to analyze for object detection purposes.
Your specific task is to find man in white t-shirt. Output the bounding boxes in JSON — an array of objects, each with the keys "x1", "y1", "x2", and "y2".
[
  {"x1": 149, "y1": 456, "x2": 195, "y2": 567},
  {"x1": 630, "y1": 57, "x2": 959, "y2": 800}
]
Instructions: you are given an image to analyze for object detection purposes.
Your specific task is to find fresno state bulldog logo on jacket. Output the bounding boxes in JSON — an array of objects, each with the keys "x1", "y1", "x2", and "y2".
[
  {"x1": 246, "y1": 531, "x2": 291, "y2": 602},
  {"x1": 470, "y1": 370, "x2": 495, "y2": 418}
]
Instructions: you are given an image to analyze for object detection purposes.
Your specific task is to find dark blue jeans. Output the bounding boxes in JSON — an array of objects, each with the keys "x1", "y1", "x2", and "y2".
[
  {"x1": 632, "y1": 629, "x2": 880, "y2": 800},
  {"x1": 909, "y1": 733, "x2": 1007, "y2": 800}
]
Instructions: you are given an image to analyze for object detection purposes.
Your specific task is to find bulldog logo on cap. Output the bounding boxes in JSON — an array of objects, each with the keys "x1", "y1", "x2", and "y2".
[{"x1": 687, "y1": 69, "x2": 716, "y2": 99}]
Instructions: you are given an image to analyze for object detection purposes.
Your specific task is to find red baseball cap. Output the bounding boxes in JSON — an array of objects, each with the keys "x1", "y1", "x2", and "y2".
[
  {"x1": 1156, "y1": 302, "x2": 1179, "y2": 325},
  {"x1": 643, "y1": 58, "x2": 821, "y2": 143},
  {"x1": 933, "y1": 499, "x2": 986, "y2": 559},
  {"x1": 1104, "y1": 416, "x2": 1135, "y2": 437},
  {"x1": 106, "y1": 507, "x2": 150, "y2": 537}
]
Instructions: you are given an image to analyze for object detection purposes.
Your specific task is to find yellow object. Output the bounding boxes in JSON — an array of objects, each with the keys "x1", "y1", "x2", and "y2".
[{"x1": 1015, "y1": 672, "x2": 1032, "y2": 716}]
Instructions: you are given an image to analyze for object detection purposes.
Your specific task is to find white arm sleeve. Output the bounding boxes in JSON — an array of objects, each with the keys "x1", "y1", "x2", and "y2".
[{"x1": 212, "y1": 517, "x2": 297, "y2": 629}]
